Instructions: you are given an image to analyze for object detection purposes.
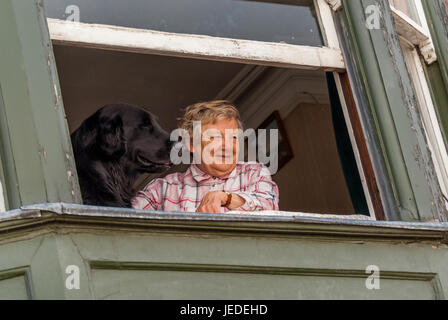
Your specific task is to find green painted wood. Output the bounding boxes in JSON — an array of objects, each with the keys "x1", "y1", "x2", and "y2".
[
  {"x1": 424, "y1": 61, "x2": 448, "y2": 147},
  {"x1": 0, "y1": 267, "x2": 32, "y2": 300},
  {"x1": 0, "y1": 208, "x2": 447, "y2": 299},
  {"x1": 0, "y1": 98, "x2": 12, "y2": 210},
  {"x1": 90, "y1": 267, "x2": 438, "y2": 299},
  {"x1": 0, "y1": 0, "x2": 81, "y2": 209},
  {"x1": 420, "y1": 0, "x2": 448, "y2": 152},
  {"x1": 338, "y1": 0, "x2": 447, "y2": 222},
  {"x1": 421, "y1": 0, "x2": 448, "y2": 158},
  {"x1": 0, "y1": 277, "x2": 30, "y2": 300},
  {"x1": 422, "y1": 0, "x2": 448, "y2": 93}
]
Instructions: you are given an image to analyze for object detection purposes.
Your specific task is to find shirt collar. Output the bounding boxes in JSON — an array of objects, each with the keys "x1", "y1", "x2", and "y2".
[{"x1": 190, "y1": 163, "x2": 240, "y2": 183}]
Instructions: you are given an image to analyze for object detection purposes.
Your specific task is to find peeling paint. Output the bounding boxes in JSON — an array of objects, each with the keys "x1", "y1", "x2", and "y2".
[
  {"x1": 47, "y1": 18, "x2": 345, "y2": 71},
  {"x1": 379, "y1": 0, "x2": 446, "y2": 221}
]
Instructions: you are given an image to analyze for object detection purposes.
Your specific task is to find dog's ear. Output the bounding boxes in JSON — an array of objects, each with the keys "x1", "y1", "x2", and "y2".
[
  {"x1": 98, "y1": 113, "x2": 126, "y2": 158},
  {"x1": 71, "y1": 115, "x2": 99, "y2": 153}
]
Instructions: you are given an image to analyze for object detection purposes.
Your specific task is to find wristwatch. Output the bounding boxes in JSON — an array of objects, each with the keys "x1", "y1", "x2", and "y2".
[{"x1": 224, "y1": 192, "x2": 232, "y2": 208}]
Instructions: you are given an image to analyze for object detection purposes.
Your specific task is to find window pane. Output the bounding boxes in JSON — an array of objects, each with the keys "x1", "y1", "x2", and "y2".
[
  {"x1": 44, "y1": 0, "x2": 324, "y2": 47},
  {"x1": 389, "y1": 0, "x2": 421, "y2": 25}
]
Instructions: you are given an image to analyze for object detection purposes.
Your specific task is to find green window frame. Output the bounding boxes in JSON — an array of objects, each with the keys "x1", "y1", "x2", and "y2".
[{"x1": 1, "y1": 0, "x2": 448, "y2": 222}]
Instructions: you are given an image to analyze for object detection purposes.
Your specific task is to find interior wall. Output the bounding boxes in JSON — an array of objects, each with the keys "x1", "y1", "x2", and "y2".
[
  {"x1": 273, "y1": 103, "x2": 355, "y2": 214},
  {"x1": 232, "y1": 68, "x2": 356, "y2": 214},
  {"x1": 53, "y1": 44, "x2": 245, "y2": 133}
]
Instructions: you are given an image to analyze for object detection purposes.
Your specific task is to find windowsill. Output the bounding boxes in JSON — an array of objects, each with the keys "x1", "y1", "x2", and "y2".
[
  {"x1": 0, "y1": 203, "x2": 447, "y2": 244},
  {"x1": 226, "y1": 210, "x2": 373, "y2": 221}
]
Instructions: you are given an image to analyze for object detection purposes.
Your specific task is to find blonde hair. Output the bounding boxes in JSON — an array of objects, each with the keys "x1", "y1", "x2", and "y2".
[{"x1": 178, "y1": 100, "x2": 243, "y2": 135}]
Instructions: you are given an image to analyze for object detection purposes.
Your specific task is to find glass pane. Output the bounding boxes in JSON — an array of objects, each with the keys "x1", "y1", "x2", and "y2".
[
  {"x1": 44, "y1": 0, "x2": 324, "y2": 47},
  {"x1": 389, "y1": 0, "x2": 421, "y2": 25}
]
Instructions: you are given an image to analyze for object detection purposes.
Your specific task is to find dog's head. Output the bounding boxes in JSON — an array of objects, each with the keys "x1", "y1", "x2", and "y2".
[{"x1": 72, "y1": 103, "x2": 173, "y2": 173}]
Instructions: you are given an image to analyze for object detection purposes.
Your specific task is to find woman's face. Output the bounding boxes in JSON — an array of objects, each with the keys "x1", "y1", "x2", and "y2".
[{"x1": 191, "y1": 117, "x2": 239, "y2": 177}]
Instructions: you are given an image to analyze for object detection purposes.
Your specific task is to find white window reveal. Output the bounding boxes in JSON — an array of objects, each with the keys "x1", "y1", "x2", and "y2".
[
  {"x1": 390, "y1": 0, "x2": 422, "y2": 25},
  {"x1": 390, "y1": 0, "x2": 437, "y2": 64}
]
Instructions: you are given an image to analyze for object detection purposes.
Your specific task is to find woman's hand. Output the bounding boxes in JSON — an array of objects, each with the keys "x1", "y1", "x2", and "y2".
[
  {"x1": 196, "y1": 191, "x2": 246, "y2": 213},
  {"x1": 196, "y1": 191, "x2": 228, "y2": 213}
]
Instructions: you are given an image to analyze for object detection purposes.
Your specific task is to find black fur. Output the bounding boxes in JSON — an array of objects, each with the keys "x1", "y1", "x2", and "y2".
[{"x1": 71, "y1": 103, "x2": 173, "y2": 207}]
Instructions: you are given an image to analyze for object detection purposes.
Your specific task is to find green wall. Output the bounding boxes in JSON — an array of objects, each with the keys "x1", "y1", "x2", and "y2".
[
  {"x1": 0, "y1": 206, "x2": 447, "y2": 299},
  {"x1": 0, "y1": 0, "x2": 81, "y2": 210}
]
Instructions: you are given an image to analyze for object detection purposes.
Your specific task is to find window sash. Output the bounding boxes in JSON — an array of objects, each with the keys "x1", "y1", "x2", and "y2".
[
  {"x1": 390, "y1": 0, "x2": 437, "y2": 64},
  {"x1": 390, "y1": 0, "x2": 422, "y2": 25},
  {"x1": 45, "y1": 0, "x2": 381, "y2": 219},
  {"x1": 46, "y1": 0, "x2": 344, "y2": 71},
  {"x1": 47, "y1": 19, "x2": 344, "y2": 71}
]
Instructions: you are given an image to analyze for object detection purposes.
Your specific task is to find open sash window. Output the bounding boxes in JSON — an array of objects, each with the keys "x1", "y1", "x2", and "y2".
[{"x1": 41, "y1": 0, "x2": 391, "y2": 219}]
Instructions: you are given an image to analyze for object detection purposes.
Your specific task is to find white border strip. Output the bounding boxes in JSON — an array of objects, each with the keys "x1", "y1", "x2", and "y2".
[
  {"x1": 390, "y1": 6, "x2": 429, "y2": 45},
  {"x1": 316, "y1": 0, "x2": 341, "y2": 50},
  {"x1": 47, "y1": 18, "x2": 345, "y2": 71},
  {"x1": 0, "y1": 180, "x2": 5, "y2": 213},
  {"x1": 333, "y1": 73, "x2": 376, "y2": 220}
]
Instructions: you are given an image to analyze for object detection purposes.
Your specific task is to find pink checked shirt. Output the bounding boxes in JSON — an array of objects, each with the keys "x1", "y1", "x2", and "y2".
[{"x1": 131, "y1": 162, "x2": 279, "y2": 213}]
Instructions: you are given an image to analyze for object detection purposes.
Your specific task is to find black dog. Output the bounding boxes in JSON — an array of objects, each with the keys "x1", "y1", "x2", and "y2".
[{"x1": 71, "y1": 103, "x2": 173, "y2": 207}]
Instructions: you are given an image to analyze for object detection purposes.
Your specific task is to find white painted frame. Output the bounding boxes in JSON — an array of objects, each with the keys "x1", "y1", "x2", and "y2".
[
  {"x1": 315, "y1": 0, "x2": 341, "y2": 50},
  {"x1": 390, "y1": 0, "x2": 437, "y2": 64},
  {"x1": 317, "y1": 0, "x2": 377, "y2": 219},
  {"x1": 47, "y1": 0, "x2": 345, "y2": 71},
  {"x1": 333, "y1": 74, "x2": 377, "y2": 220}
]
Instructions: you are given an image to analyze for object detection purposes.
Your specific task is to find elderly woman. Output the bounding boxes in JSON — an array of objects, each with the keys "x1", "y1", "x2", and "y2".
[{"x1": 131, "y1": 100, "x2": 279, "y2": 213}]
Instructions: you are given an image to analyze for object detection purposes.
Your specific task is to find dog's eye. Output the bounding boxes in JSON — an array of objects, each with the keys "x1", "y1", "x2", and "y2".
[{"x1": 141, "y1": 123, "x2": 155, "y2": 133}]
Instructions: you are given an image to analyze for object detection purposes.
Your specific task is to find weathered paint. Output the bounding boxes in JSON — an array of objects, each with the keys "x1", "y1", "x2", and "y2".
[
  {"x1": 0, "y1": 0, "x2": 446, "y2": 224},
  {"x1": 47, "y1": 18, "x2": 345, "y2": 71},
  {"x1": 334, "y1": 8, "x2": 400, "y2": 221},
  {"x1": 424, "y1": 61, "x2": 448, "y2": 147},
  {"x1": 421, "y1": 0, "x2": 448, "y2": 148},
  {"x1": 336, "y1": 0, "x2": 447, "y2": 222},
  {"x1": 0, "y1": 0, "x2": 448, "y2": 301},
  {"x1": 390, "y1": 6, "x2": 437, "y2": 65},
  {"x1": 422, "y1": 0, "x2": 448, "y2": 92},
  {"x1": 0, "y1": 204, "x2": 448, "y2": 299},
  {"x1": 0, "y1": 0, "x2": 81, "y2": 209}
]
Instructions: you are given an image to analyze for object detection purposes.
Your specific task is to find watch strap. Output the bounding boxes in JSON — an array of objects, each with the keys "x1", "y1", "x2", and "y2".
[{"x1": 224, "y1": 192, "x2": 232, "y2": 208}]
